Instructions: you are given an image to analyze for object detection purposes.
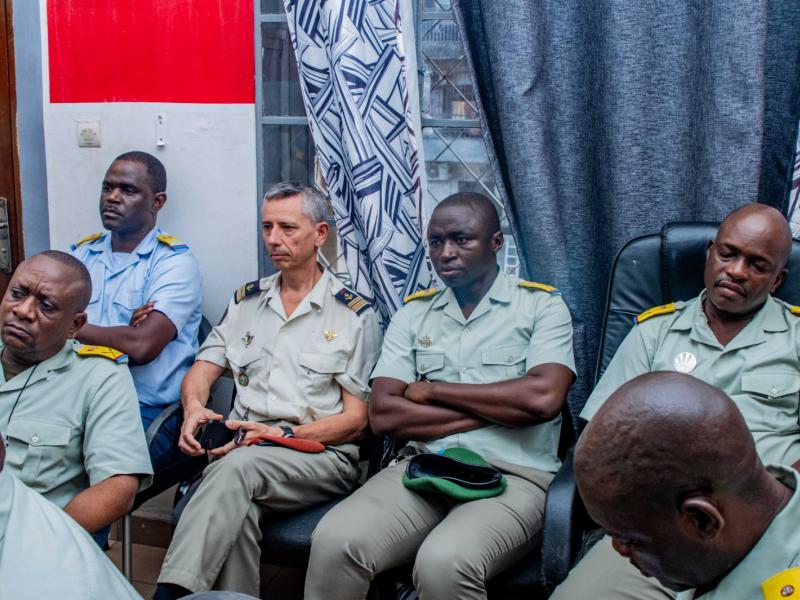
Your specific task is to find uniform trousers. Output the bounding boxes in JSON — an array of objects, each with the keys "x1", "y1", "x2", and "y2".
[
  {"x1": 158, "y1": 443, "x2": 360, "y2": 596},
  {"x1": 305, "y1": 460, "x2": 552, "y2": 600},
  {"x1": 549, "y1": 535, "x2": 676, "y2": 600}
]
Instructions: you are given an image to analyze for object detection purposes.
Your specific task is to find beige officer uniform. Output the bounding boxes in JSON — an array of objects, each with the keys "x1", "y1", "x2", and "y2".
[
  {"x1": 677, "y1": 465, "x2": 800, "y2": 600},
  {"x1": 158, "y1": 268, "x2": 382, "y2": 595},
  {"x1": 552, "y1": 292, "x2": 800, "y2": 600},
  {"x1": 0, "y1": 339, "x2": 153, "y2": 509},
  {"x1": 305, "y1": 271, "x2": 575, "y2": 600}
]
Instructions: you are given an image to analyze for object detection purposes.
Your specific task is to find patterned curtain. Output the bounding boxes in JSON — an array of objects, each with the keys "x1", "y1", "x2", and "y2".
[
  {"x1": 789, "y1": 122, "x2": 800, "y2": 239},
  {"x1": 284, "y1": 0, "x2": 433, "y2": 326}
]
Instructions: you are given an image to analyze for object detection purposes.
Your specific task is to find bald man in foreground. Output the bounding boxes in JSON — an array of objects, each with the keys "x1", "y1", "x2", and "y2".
[
  {"x1": 552, "y1": 203, "x2": 800, "y2": 599},
  {"x1": 577, "y1": 372, "x2": 800, "y2": 599}
]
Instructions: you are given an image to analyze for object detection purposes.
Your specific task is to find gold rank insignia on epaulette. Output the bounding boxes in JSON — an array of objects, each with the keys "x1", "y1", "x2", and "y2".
[
  {"x1": 335, "y1": 288, "x2": 371, "y2": 315},
  {"x1": 634, "y1": 303, "x2": 677, "y2": 325},
  {"x1": 234, "y1": 280, "x2": 261, "y2": 304},
  {"x1": 762, "y1": 567, "x2": 800, "y2": 599},
  {"x1": 403, "y1": 288, "x2": 438, "y2": 303},
  {"x1": 156, "y1": 234, "x2": 189, "y2": 250},
  {"x1": 789, "y1": 305, "x2": 800, "y2": 316},
  {"x1": 518, "y1": 280, "x2": 560, "y2": 294},
  {"x1": 71, "y1": 232, "x2": 104, "y2": 250},
  {"x1": 75, "y1": 345, "x2": 128, "y2": 364}
]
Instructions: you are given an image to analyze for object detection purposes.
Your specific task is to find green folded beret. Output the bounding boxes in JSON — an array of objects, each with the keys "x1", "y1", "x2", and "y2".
[{"x1": 402, "y1": 447, "x2": 507, "y2": 501}]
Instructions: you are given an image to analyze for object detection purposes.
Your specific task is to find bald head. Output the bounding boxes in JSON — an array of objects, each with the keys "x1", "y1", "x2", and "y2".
[
  {"x1": 719, "y1": 204, "x2": 792, "y2": 268},
  {"x1": 433, "y1": 192, "x2": 501, "y2": 239},
  {"x1": 576, "y1": 372, "x2": 786, "y2": 591}
]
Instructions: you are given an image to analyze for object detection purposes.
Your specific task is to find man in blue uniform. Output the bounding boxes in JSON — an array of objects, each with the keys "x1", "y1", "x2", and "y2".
[{"x1": 71, "y1": 151, "x2": 203, "y2": 474}]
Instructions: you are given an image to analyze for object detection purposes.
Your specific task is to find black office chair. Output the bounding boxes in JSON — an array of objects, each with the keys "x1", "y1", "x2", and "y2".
[
  {"x1": 544, "y1": 221, "x2": 800, "y2": 590},
  {"x1": 121, "y1": 315, "x2": 213, "y2": 580}
]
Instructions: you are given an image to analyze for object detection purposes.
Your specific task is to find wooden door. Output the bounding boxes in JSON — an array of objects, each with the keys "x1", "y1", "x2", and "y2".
[{"x1": 0, "y1": 0, "x2": 22, "y2": 297}]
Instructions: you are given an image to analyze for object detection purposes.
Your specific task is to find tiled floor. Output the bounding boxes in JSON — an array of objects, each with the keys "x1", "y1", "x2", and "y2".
[{"x1": 103, "y1": 486, "x2": 305, "y2": 599}]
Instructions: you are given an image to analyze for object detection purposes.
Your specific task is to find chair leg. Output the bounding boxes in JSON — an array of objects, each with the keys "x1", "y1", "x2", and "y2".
[{"x1": 122, "y1": 513, "x2": 133, "y2": 581}]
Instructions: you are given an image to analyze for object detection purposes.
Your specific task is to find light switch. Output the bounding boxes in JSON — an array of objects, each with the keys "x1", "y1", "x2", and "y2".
[{"x1": 77, "y1": 120, "x2": 101, "y2": 148}]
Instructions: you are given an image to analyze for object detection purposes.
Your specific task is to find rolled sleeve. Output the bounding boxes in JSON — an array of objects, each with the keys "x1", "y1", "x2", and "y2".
[
  {"x1": 144, "y1": 252, "x2": 203, "y2": 334},
  {"x1": 371, "y1": 304, "x2": 416, "y2": 383},
  {"x1": 526, "y1": 295, "x2": 576, "y2": 374},
  {"x1": 83, "y1": 368, "x2": 153, "y2": 492},
  {"x1": 335, "y1": 310, "x2": 383, "y2": 401},
  {"x1": 579, "y1": 325, "x2": 653, "y2": 421}
]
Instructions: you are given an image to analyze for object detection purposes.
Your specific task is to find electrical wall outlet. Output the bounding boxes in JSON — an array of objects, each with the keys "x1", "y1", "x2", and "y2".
[{"x1": 77, "y1": 120, "x2": 101, "y2": 147}]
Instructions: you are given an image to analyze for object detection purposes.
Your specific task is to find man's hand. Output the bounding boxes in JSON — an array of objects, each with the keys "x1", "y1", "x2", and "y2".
[
  {"x1": 129, "y1": 302, "x2": 155, "y2": 327},
  {"x1": 207, "y1": 420, "x2": 284, "y2": 458},
  {"x1": 404, "y1": 381, "x2": 433, "y2": 405},
  {"x1": 179, "y1": 405, "x2": 224, "y2": 456}
]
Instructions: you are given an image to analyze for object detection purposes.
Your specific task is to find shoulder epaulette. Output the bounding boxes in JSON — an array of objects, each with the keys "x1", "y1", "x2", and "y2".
[
  {"x1": 634, "y1": 303, "x2": 678, "y2": 325},
  {"x1": 518, "y1": 280, "x2": 560, "y2": 294},
  {"x1": 71, "y1": 232, "x2": 104, "y2": 249},
  {"x1": 789, "y1": 305, "x2": 800, "y2": 316},
  {"x1": 156, "y1": 233, "x2": 189, "y2": 250},
  {"x1": 234, "y1": 280, "x2": 261, "y2": 304},
  {"x1": 335, "y1": 288, "x2": 371, "y2": 315},
  {"x1": 75, "y1": 345, "x2": 128, "y2": 364},
  {"x1": 762, "y1": 567, "x2": 800, "y2": 599},
  {"x1": 403, "y1": 288, "x2": 438, "y2": 303}
]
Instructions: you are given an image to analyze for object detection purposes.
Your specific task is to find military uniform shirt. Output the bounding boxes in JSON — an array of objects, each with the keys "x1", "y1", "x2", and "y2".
[
  {"x1": 676, "y1": 465, "x2": 800, "y2": 600},
  {"x1": 580, "y1": 292, "x2": 800, "y2": 467},
  {"x1": 0, "y1": 468, "x2": 141, "y2": 599},
  {"x1": 0, "y1": 340, "x2": 153, "y2": 508},
  {"x1": 197, "y1": 268, "x2": 382, "y2": 425},
  {"x1": 72, "y1": 227, "x2": 203, "y2": 407},
  {"x1": 372, "y1": 271, "x2": 576, "y2": 473}
]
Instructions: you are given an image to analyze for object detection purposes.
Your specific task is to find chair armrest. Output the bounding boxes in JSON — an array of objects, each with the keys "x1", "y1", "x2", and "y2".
[
  {"x1": 144, "y1": 402, "x2": 183, "y2": 452},
  {"x1": 540, "y1": 447, "x2": 586, "y2": 592}
]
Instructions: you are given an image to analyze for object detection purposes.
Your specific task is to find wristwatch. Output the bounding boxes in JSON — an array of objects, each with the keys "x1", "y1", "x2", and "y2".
[{"x1": 279, "y1": 425, "x2": 295, "y2": 438}]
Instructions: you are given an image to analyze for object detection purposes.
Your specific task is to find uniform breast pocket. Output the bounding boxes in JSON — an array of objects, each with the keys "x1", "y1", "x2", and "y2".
[
  {"x1": 5, "y1": 419, "x2": 71, "y2": 492},
  {"x1": 482, "y1": 344, "x2": 529, "y2": 380},
  {"x1": 415, "y1": 352, "x2": 445, "y2": 379},
  {"x1": 226, "y1": 347, "x2": 267, "y2": 388},
  {"x1": 740, "y1": 372, "x2": 800, "y2": 430},
  {"x1": 112, "y1": 290, "x2": 145, "y2": 325},
  {"x1": 297, "y1": 353, "x2": 346, "y2": 393}
]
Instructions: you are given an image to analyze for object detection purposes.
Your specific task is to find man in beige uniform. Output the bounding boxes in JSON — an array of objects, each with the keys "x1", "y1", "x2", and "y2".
[
  {"x1": 306, "y1": 193, "x2": 575, "y2": 600},
  {"x1": 154, "y1": 182, "x2": 382, "y2": 598},
  {"x1": 576, "y1": 372, "x2": 800, "y2": 600},
  {"x1": 552, "y1": 204, "x2": 800, "y2": 599}
]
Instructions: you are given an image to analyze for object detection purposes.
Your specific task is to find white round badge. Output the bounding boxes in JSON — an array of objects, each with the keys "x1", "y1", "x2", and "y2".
[{"x1": 673, "y1": 352, "x2": 697, "y2": 374}]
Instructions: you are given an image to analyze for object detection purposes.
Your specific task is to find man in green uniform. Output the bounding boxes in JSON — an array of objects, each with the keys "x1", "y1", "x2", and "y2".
[
  {"x1": 154, "y1": 182, "x2": 382, "y2": 598},
  {"x1": 0, "y1": 432, "x2": 141, "y2": 598},
  {"x1": 0, "y1": 251, "x2": 152, "y2": 533},
  {"x1": 552, "y1": 203, "x2": 800, "y2": 599},
  {"x1": 576, "y1": 372, "x2": 800, "y2": 600},
  {"x1": 305, "y1": 193, "x2": 576, "y2": 600}
]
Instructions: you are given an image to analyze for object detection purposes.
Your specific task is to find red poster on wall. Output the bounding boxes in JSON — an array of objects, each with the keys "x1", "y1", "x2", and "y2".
[{"x1": 48, "y1": 0, "x2": 255, "y2": 104}]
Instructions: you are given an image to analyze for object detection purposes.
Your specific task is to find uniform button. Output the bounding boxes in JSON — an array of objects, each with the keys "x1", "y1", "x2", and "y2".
[
  {"x1": 770, "y1": 387, "x2": 778, "y2": 396},
  {"x1": 506, "y1": 356, "x2": 514, "y2": 362},
  {"x1": 31, "y1": 435, "x2": 39, "y2": 443},
  {"x1": 459, "y1": 367, "x2": 466, "y2": 374},
  {"x1": 464, "y1": 327, "x2": 471, "y2": 333}
]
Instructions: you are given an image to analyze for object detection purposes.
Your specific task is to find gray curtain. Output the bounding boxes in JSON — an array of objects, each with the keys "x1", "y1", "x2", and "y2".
[{"x1": 452, "y1": 0, "x2": 800, "y2": 413}]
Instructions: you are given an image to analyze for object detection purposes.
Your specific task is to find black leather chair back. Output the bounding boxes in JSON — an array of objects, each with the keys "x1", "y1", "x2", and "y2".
[{"x1": 595, "y1": 221, "x2": 800, "y2": 384}]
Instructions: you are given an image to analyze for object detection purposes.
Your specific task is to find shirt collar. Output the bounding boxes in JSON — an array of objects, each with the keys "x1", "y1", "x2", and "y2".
[
  {"x1": 89, "y1": 226, "x2": 160, "y2": 258},
  {"x1": 433, "y1": 269, "x2": 511, "y2": 324},
  {"x1": 262, "y1": 266, "x2": 332, "y2": 318},
  {"x1": 0, "y1": 340, "x2": 74, "y2": 391}
]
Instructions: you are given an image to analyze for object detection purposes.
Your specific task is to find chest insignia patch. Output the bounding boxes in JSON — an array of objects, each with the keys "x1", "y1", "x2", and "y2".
[
  {"x1": 243, "y1": 332, "x2": 253, "y2": 347},
  {"x1": 418, "y1": 336, "x2": 433, "y2": 348},
  {"x1": 673, "y1": 352, "x2": 696, "y2": 374},
  {"x1": 324, "y1": 330, "x2": 337, "y2": 342}
]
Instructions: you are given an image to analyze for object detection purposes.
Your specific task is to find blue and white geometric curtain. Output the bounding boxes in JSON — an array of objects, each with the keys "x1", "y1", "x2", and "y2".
[{"x1": 284, "y1": 0, "x2": 434, "y2": 326}]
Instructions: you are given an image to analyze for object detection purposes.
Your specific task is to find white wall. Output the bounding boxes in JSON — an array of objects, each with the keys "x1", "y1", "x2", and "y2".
[{"x1": 42, "y1": 102, "x2": 259, "y2": 322}]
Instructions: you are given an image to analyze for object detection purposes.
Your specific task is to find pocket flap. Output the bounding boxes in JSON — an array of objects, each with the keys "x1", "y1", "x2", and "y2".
[
  {"x1": 741, "y1": 373, "x2": 800, "y2": 397},
  {"x1": 225, "y1": 347, "x2": 262, "y2": 369},
  {"x1": 6, "y1": 419, "x2": 71, "y2": 446},
  {"x1": 297, "y1": 353, "x2": 346, "y2": 374},
  {"x1": 415, "y1": 352, "x2": 445, "y2": 375},
  {"x1": 482, "y1": 344, "x2": 528, "y2": 366}
]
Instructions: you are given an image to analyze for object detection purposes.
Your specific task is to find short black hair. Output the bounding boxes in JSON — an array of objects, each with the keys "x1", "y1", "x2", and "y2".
[
  {"x1": 434, "y1": 192, "x2": 501, "y2": 238},
  {"x1": 37, "y1": 250, "x2": 92, "y2": 310},
  {"x1": 114, "y1": 151, "x2": 167, "y2": 193}
]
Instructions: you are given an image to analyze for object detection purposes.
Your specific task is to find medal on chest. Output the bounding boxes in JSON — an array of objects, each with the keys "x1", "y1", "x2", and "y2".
[
  {"x1": 673, "y1": 352, "x2": 697, "y2": 374},
  {"x1": 238, "y1": 368, "x2": 250, "y2": 387}
]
